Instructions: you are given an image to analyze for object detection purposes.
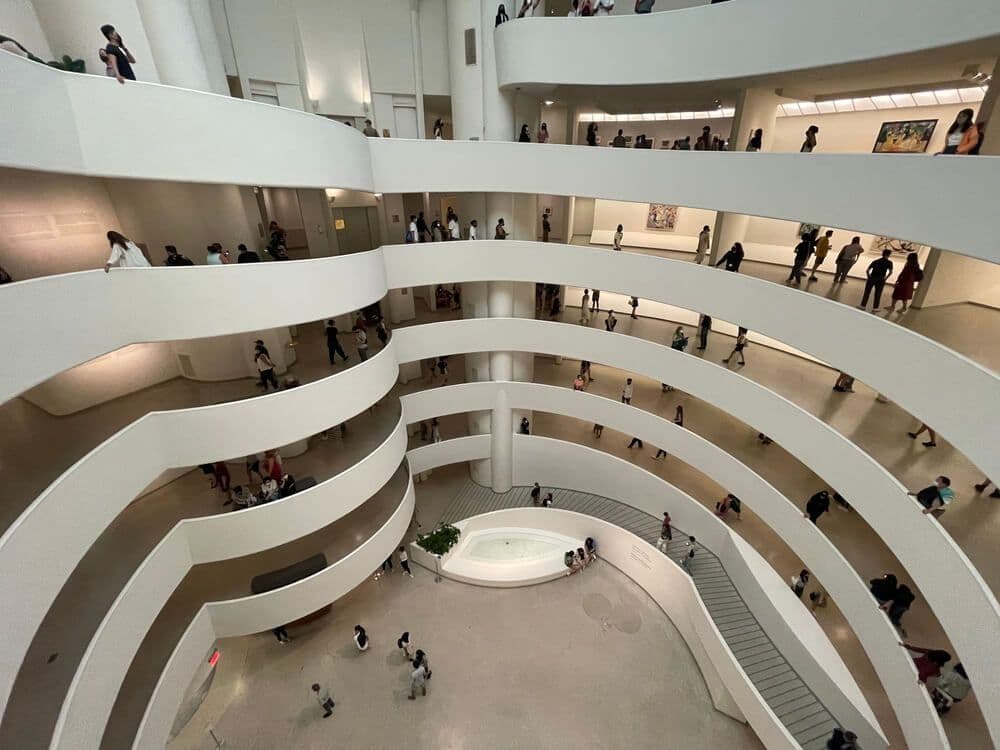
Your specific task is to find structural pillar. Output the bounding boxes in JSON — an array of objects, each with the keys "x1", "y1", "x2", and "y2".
[
  {"x1": 709, "y1": 88, "x2": 781, "y2": 264},
  {"x1": 410, "y1": 0, "x2": 428, "y2": 138},
  {"x1": 445, "y1": 0, "x2": 484, "y2": 139},
  {"x1": 488, "y1": 282, "x2": 515, "y2": 491},
  {"x1": 135, "y1": 0, "x2": 213, "y2": 91},
  {"x1": 188, "y1": 0, "x2": 229, "y2": 95}
]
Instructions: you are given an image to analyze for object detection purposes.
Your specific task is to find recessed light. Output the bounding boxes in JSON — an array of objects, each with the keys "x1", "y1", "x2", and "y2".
[{"x1": 543, "y1": 100, "x2": 554, "y2": 106}]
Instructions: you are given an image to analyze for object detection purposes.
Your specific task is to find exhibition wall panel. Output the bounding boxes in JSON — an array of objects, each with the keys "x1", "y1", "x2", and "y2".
[
  {"x1": 370, "y1": 140, "x2": 1000, "y2": 264},
  {"x1": 132, "y1": 477, "x2": 416, "y2": 750},
  {"x1": 399, "y1": 381, "x2": 939, "y2": 749},
  {"x1": 0, "y1": 248, "x2": 387, "y2": 403},
  {"x1": 385, "y1": 242, "x2": 1000, "y2": 484},
  {"x1": 50, "y1": 417, "x2": 408, "y2": 750},
  {"x1": 495, "y1": 0, "x2": 1000, "y2": 89},
  {"x1": 390, "y1": 317, "x2": 1000, "y2": 746},
  {"x1": 0, "y1": 342, "x2": 399, "y2": 724}
]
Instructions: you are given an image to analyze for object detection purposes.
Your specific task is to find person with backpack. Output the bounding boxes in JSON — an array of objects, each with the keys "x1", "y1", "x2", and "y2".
[
  {"x1": 804, "y1": 490, "x2": 831, "y2": 525},
  {"x1": 884, "y1": 585, "x2": 916, "y2": 634},
  {"x1": 909, "y1": 476, "x2": 954, "y2": 515}
]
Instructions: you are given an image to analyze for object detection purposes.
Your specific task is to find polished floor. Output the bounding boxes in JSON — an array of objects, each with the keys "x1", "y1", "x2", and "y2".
[
  {"x1": 168, "y1": 506, "x2": 761, "y2": 750},
  {"x1": 2, "y1": 242, "x2": 998, "y2": 748}
]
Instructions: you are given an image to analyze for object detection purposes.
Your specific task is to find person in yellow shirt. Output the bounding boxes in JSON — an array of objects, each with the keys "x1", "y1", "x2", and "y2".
[{"x1": 809, "y1": 229, "x2": 834, "y2": 281}]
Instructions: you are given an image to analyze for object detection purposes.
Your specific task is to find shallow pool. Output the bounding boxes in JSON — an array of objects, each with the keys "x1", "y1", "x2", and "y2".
[{"x1": 465, "y1": 531, "x2": 564, "y2": 562}]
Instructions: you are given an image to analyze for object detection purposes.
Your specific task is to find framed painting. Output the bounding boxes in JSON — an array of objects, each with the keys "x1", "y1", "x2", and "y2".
[
  {"x1": 796, "y1": 222, "x2": 822, "y2": 239},
  {"x1": 646, "y1": 203, "x2": 678, "y2": 231},
  {"x1": 870, "y1": 236, "x2": 927, "y2": 257},
  {"x1": 872, "y1": 119, "x2": 938, "y2": 153}
]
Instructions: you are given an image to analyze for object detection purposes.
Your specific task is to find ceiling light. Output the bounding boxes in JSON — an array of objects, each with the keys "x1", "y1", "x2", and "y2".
[
  {"x1": 958, "y1": 87, "x2": 985, "y2": 103},
  {"x1": 911, "y1": 91, "x2": 938, "y2": 106},
  {"x1": 832, "y1": 99, "x2": 854, "y2": 112},
  {"x1": 543, "y1": 100, "x2": 554, "y2": 106},
  {"x1": 933, "y1": 89, "x2": 960, "y2": 104}
]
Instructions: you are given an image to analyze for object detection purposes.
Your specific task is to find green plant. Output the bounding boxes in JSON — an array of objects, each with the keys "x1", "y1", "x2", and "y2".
[
  {"x1": 416, "y1": 524, "x2": 461, "y2": 556},
  {"x1": 47, "y1": 55, "x2": 86, "y2": 74}
]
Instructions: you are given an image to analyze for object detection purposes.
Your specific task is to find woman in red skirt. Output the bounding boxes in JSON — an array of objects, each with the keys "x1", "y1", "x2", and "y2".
[{"x1": 886, "y1": 252, "x2": 923, "y2": 313}]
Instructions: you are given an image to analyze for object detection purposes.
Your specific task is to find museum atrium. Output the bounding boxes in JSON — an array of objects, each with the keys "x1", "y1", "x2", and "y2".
[{"x1": 2, "y1": 0, "x2": 1000, "y2": 748}]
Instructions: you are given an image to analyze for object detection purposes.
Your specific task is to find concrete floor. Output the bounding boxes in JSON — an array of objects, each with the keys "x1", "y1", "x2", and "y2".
[
  {"x1": 2, "y1": 241, "x2": 998, "y2": 748},
  {"x1": 168, "y1": 524, "x2": 762, "y2": 750}
]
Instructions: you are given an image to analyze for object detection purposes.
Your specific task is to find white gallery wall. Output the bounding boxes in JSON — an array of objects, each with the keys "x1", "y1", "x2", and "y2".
[{"x1": 0, "y1": 0, "x2": 52, "y2": 59}]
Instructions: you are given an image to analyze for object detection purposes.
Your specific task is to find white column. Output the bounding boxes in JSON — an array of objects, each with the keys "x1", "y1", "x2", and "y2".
[
  {"x1": 462, "y1": 281, "x2": 492, "y2": 485},
  {"x1": 480, "y1": 0, "x2": 513, "y2": 141},
  {"x1": 410, "y1": 0, "x2": 427, "y2": 138},
  {"x1": 445, "y1": 0, "x2": 483, "y2": 139},
  {"x1": 135, "y1": 0, "x2": 212, "y2": 91},
  {"x1": 490, "y1": 387, "x2": 513, "y2": 492},
  {"x1": 189, "y1": 0, "x2": 229, "y2": 95},
  {"x1": 33, "y1": 0, "x2": 161, "y2": 83},
  {"x1": 709, "y1": 88, "x2": 780, "y2": 263},
  {"x1": 486, "y1": 193, "x2": 514, "y2": 239}
]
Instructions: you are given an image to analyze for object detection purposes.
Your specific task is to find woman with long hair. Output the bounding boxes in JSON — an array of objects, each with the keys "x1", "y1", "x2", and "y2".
[
  {"x1": 433, "y1": 118, "x2": 445, "y2": 139},
  {"x1": 800, "y1": 125, "x2": 819, "y2": 152},
  {"x1": 586, "y1": 122, "x2": 598, "y2": 146},
  {"x1": 518, "y1": 124, "x2": 531, "y2": 142},
  {"x1": 104, "y1": 230, "x2": 150, "y2": 272},
  {"x1": 941, "y1": 108, "x2": 979, "y2": 155},
  {"x1": 885, "y1": 252, "x2": 924, "y2": 313}
]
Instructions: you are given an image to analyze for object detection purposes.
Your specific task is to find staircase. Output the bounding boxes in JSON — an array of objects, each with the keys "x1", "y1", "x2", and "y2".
[{"x1": 438, "y1": 482, "x2": 840, "y2": 749}]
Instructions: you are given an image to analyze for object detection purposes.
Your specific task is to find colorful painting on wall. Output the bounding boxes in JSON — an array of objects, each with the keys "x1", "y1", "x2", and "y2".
[
  {"x1": 796, "y1": 222, "x2": 822, "y2": 238},
  {"x1": 646, "y1": 203, "x2": 679, "y2": 231},
  {"x1": 872, "y1": 120, "x2": 938, "y2": 153}
]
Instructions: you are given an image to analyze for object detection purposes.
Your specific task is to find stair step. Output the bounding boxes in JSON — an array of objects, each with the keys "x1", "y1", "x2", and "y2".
[
  {"x1": 795, "y1": 719, "x2": 838, "y2": 746},
  {"x1": 775, "y1": 694, "x2": 824, "y2": 718}
]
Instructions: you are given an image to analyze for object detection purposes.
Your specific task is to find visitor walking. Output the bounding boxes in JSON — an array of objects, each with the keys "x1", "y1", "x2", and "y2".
[
  {"x1": 494, "y1": 218, "x2": 508, "y2": 239},
  {"x1": 869, "y1": 573, "x2": 898, "y2": 605},
  {"x1": 611, "y1": 129, "x2": 627, "y2": 147},
  {"x1": 613, "y1": 224, "x2": 624, "y2": 251},
  {"x1": 605, "y1": 309, "x2": 618, "y2": 332},
  {"x1": 791, "y1": 569, "x2": 810, "y2": 598},
  {"x1": 591, "y1": 289, "x2": 600, "y2": 311},
  {"x1": 809, "y1": 230, "x2": 834, "y2": 280},
  {"x1": 627, "y1": 436, "x2": 644, "y2": 449},
  {"x1": 531, "y1": 482, "x2": 541, "y2": 505},
  {"x1": 376, "y1": 319, "x2": 389, "y2": 347},
  {"x1": 272, "y1": 625, "x2": 290, "y2": 644},
  {"x1": 433, "y1": 118, "x2": 445, "y2": 139},
  {"x1": 858, "y1": 249, "x2": 894, "y2": 311},
  {"x1": 901, "y1": 641, "x2": 951, "y2": 683},
  {"x1": 409, "y1": 661, "x2": 428, "y2": 700},
  {"x1": 621, "y1": 377, "x2": 634, "y2": 404},
  {"x1": 629, "y1": 296, "x2": 639, "y2": 318},
  {"x1": 354, "y1": 625, "x2": 370, "y2": 651},
  {"x1": 542, "y1": 209, "x2": 551, "y2": 241},
  {"x1": 416, "y1": 212, "x2": 429, "y2": 241},
  {"x1": 104, "y1": 231, "x2": 150, "y2": 271},
  {"x1": 826, "y1": 728, "x2": 860, "y2": 749},
  {"x1": 932, "y1": 663, "x2": 971, "y2": 714},
  {"x1": 885, "y1": 585, "x2": 916, "y2": 634},
  {"x1": 537, "y1": 123, "x2": 549, "y2": 142},
  {"x1": 787, "y1": 233, "x2": 814, "y2": 285},
  {"x1": 680, "y1": 536, "x2": 696, "y2": 572},
  {"x1": 833, "y1": 237, "x2": 865, "y2": 283},
  {"x1": 363, "y1": 119, "x2": 379, "y2": 137},
  {"x1": 311, "y1": 683, "x2": 335, "y2": 717},
  {"x1": 398, "y1": 631, "x2": 412, "y2": 658},
  {"x1": 694, "y1": 225, "x2": 710, "y2": 264},
  {"x1": 399, "y1": 546, "x2": 413, "y2": 577},
  {"x1": 715, "y1": 242, "x2": 744, "y2": 272},
  {"x1": 801, "y1": 125, "x2": 819, "y2": 152},
  {"x1": 542, "y1": 492, "x2": 553, "y2": 507},
  {"x1": 495, "y1": 3, "x2": 509, "y2": 25},
  {"x1": 885, "y1": 252, "x2": 923, "y2": 312},
  {"x1": 580, "y1": 289, "x2": 591, "y2": 324},
  {"x1": 656, "y1": 526, "x2": 671, "y2": 552},
  {"x1": 974, "y1": 478, "x2": 1000, "y2": 499},
  {"x1": 519, "y1": 417, "x2": 531, "y2": 434},
  {"x1": 907, "y1": 421, "x2": 937, "y2": 448},
  {"x1": 697, "y1": 314, "x2": 712, "y2": 350},
  {"x1": 518, "y1": 124, "x2": 531, "y2": 142},
  {"x1": 661, "y1": 512, "x2": 673, "y2": 542},
  {"x1": 746, "y1": 128, "x2": 763, "y2": 152},
  {"x1": 910, "y1": 475, "x2": 954, "y2": 515},
  {"x1": 325, "y1": 320, "x2": 349, "y2": 364},
  {"x1": 254, "y1": 344, "x2": 279, "y2": 390},
  {"x1": 430, "y1": 418, "x2": 442, "y2": 442},
  {"x1": 722, "y1": 327, "x2": 748, "y2": 366},
  {"x1": 355, "y1": 327, "x2": 369, "y2": 361},
  {"x1": 805, "y1": 490, "x2": 831, "y2": 525},
  {"x1": 586, "y1": 122, "x2": 598, "y2": 146}
]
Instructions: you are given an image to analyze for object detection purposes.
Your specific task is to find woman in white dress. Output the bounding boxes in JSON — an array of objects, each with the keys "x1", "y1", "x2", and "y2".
[{"x1": 104, "y1": 230, "x2": 151, "y2": 272}]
